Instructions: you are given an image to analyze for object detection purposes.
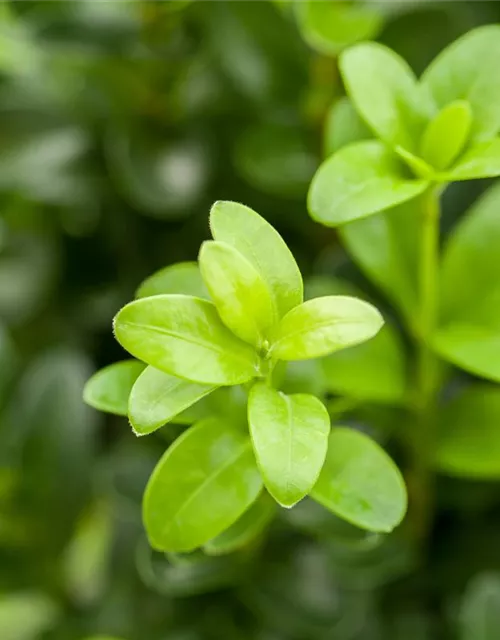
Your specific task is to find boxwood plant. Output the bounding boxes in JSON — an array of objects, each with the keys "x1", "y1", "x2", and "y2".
[
  {"x1": 309, "y1": 25, "x2": 500, "y2": 539},
  {"x1": 84, "y1": 201, "x2": 407, "y2": 553}
]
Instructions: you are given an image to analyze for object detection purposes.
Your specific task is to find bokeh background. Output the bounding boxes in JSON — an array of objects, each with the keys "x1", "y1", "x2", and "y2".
[{"x1": 2, "y1": 1, "x2": 500, "y2": 639}]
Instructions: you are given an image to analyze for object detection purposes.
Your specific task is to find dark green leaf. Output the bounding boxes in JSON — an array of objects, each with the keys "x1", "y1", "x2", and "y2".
[{"x1": 459, "y1": 572, "x2": 500, "y2": 640}]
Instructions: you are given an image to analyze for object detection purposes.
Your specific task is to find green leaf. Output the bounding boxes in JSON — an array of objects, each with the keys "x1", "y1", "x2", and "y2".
[
  {"x1": 322, "y1": 324, "x2": 407, "y2": 404},
  {"x1": 113, "y1": 294, "x2": 260, "y2": 385},
  {"x1": 459, "y1": 572, "x2": 500, "y2": 640},
  {"x1": 209, "y1": 201, "x2": 303, "y2": 318},
  {"x1": 308, "y1": 141, "x2": 428, "y2": 226},
  {"x1": 393, "y1": 145, "x2": 434, "y2": 179},
  {"x1": 340, "y1": 42, "x2": 434, "y2": 151},
  {"x1": 0, "y1": 592, "x2": 59, "y2": 640},
  {"x1": 436, "y1": 182, "x2": 500, "y2": 381},
  {"x1": 248, "y1": 384, "x2": 330, "y2": 507},
  {"x1": 420, "y1": 100, "x2": 472, "y2": 170},
  {"x1": 129, "y1": 366, "x2": 216, "y2": 435},
  {"x1": 83, "y1": 360, "x2": 145, "y2": 416},
  {"x1": 435, "y1": 386, "x2": 500, "y2": 479},
  {"x1": 421, "y1": 25, "x2": 500, "y2": 142},
  {"x1": 143, "y1": 418, "x2": 263, "y2": 552},
  {"x1": 199, "y1": 240, "x2": 275, "y2": 347},
  {"x1": 323, "y1": 96, "x2": 372, "y2": 157},
  {"x1": 442, "y1": 138, "x2": 500, "y2": 181},
  {"x1": 135, "y1": 261, "x2": 208, "y2": 300},
  {"x1": 203, "y1": 493, "x2": 275, "y2": 556},
  {"x1": 269, "y1": 295, "x2": 383, "y2": 361},
  {"x1": 311, "y1": 428, "x2": 407, "y2": 532},
  {"x1": 295, "y1": 1, "x2": 383, "y2": 56},
  {"x1": 339, "y1": 198, "x2": 420, "y2": 323}
]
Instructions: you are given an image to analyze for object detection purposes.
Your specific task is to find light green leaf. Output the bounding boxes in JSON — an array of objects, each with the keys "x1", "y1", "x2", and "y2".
[
  {"x1": 421, "y1": 25, "x2": 500, "y2": 141},
  {"x1": 0, "y1": 592, "x2": 59, "y2": 640},
  {"x1": 113, "y1": 294, "x2": 261, "y2": 385},
  {"x1": 199, "y1": 240, "x2": 275, "y2": 347},
  {"x1": 83, "y1": 360, "x2": 146, "y2": 416},
  {"x1": 322, "y1": 324, "x2": 407, "y2": 404},
  {"x1": 203, "y1": 493, "x2": 275, "y2": 556},
  {"x1": 308, "y1": 141, "x2": 428, "y2": 226},
  {"x1": 143, "y1": 418, "x2": 263, "y2": 552},
  {"x1": 63, "y1": 501, "x2": 113, "y2": 606},
  {"x1": 128, "y1": 366, "x2": 216, "y2": 435},
  {"x1": 128, "y1": 367, "x2": 217, "y2": 436},
  {"x1": 269, "y1": 295, "x2": 383, "y2": 361},
  {"x1": 340, "y1": 42, "x2": 434, "y2": 151},
  {"x1": 436, "y1": 182, "x2": 500, "y2": 381},
  {"x1": 459, "y1": 572, "x2": 500, "y2": 640},
  {"x1": 209, "y1": 201, "x2": 303, "y2": 318},
  {"x1": 442, "y1": 138, "x2": 500, "y2": 181},
  {"x1": 339, "y1": 198, "x2": 420, "y2": 323},
  {"x1": 435, "y1": 386, "x2": 500, "y2": 479},
  {"x1": 295, "y1": 0, "x2": 383, "y2": 56},
  {"x1": 394, "y1": 146, "x2": 434, "y2": 180},
  {"x1": 311, "y1": 428, "x2": 407, "y2": 532},
  {"x1": 248, "y1": 384, "x2": 330, "y2": 507},
  {"x1": 323, "y1": 96, "x2": 372, "y2": 157},
  {"x1": 420, "y1": 100, "x2": 472, "y2": 170},
  {"x1": 135, "y1": 261, "x2": 208, "y2": 300}
]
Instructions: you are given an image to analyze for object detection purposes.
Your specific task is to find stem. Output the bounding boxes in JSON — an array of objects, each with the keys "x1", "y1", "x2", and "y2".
[{"x1": 410, "y1": 188, "x2": 440, "y2": 544}]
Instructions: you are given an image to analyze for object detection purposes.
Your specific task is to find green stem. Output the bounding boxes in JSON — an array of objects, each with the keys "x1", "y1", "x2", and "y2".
[{"x1": 410, "y1": 187, "x2": 441, "y2": 544}]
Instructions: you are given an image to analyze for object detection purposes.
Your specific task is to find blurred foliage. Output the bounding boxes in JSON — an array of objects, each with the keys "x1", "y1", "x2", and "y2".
[{"x1": 1, "y1": 1, "x2": 500, "y2": 639}]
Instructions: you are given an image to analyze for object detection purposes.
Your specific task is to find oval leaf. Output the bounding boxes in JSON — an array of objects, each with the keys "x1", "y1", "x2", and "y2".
[
  {"x1": 435, "y1": 386, "x2": 500, "y2": 479},
  {"x1": 248, "y1": 384, "x2": 330, "y2": 507},
  {"x1": 143, "y1": 418, "x2": 263, "y2": 552},
  {"x1": 113, "y1": 294, "x2": 260, "y2": 385},
  {"x1": 308, "y1": 140, "x2": 428, "y2": 226},
  {"x1": 442, "y1": 138, "x2": 500, "y2": 181},
  {"x1": 199, "y1": 240, "x2": 275, "y2": 347},
  {"x1": 83, "y1": 360, "x2": 146, "y2": 416},
  {"x1": 340, "y1": 42, "x2": 434, "y2": 151},
  {"x1": 324, "y1": 96, "x2": 372, "y2": 157},
  {"x1": 311, "y1": 428, "x2": 407, "y2": 532},
  {"x1": 269, "y1": 295, "x2": 383, "y2": 361},
  {"x1": 129, "y1": 366, "x2": 217, "y2": 435},
  {"x1": 135, "y1": 261, "x2": 208, "y2": 300},
  {"x1": 203, "y1": 493, "x2": 275, "y2": 556},
  {"x1": 420, "y1": 100, "x2": 472, "y2": 170},
  {"x1": 209, "y1": 201, "x2": 303, "y2": 318},
  {"x1": 421, "y1": 25, "x2": 500, "y2": 142}
]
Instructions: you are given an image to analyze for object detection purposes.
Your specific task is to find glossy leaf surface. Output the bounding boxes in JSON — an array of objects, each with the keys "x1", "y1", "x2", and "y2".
[
  {"x1": 311, "y1": 428, "x2": 407, "y2": 532},
  {"x1": 248, "y1": 384, "x2": 330, "y2": 507},
  {"x1": 129, "y1": 366, "x2": 216, "y2": 435},
  {"x1": 135, "y1": 261, "x2": 208, "y2": 300},
  {"x1": 269, "y1": 295, "x2": 383, "y2": 361},
  {"x1": 209, "y1": 201, "x2": 303, "y2": 318},
  {"x1": 83, "y1": 360, "x2": 145, "y2": 416},
  {"x1": 421, "y1": 25, "x2": 500, "y2": 141},
  {"x1": 114, "y1": 294, "x2": 260, "y2": 385},
  {"x1": 203, "y1": 493, "x2": 275, "y2": 556},
  {"x1": 340, "y1": 42, "x2": 433, "y2": 151},
  {"x1": 308, "y1": 141, "x2": 428, "y2": 225},
  {"x1": 143, "y1": 418, "x2": 263, "y2": 552},
  {"x1": 199, "y1": 240, "x2": 275, "y2": 346}
]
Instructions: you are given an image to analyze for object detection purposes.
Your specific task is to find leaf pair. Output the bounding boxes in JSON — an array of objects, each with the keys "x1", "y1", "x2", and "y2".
[{"x1": 309, "y1": 26, "x2": 500, "y2": 226}]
